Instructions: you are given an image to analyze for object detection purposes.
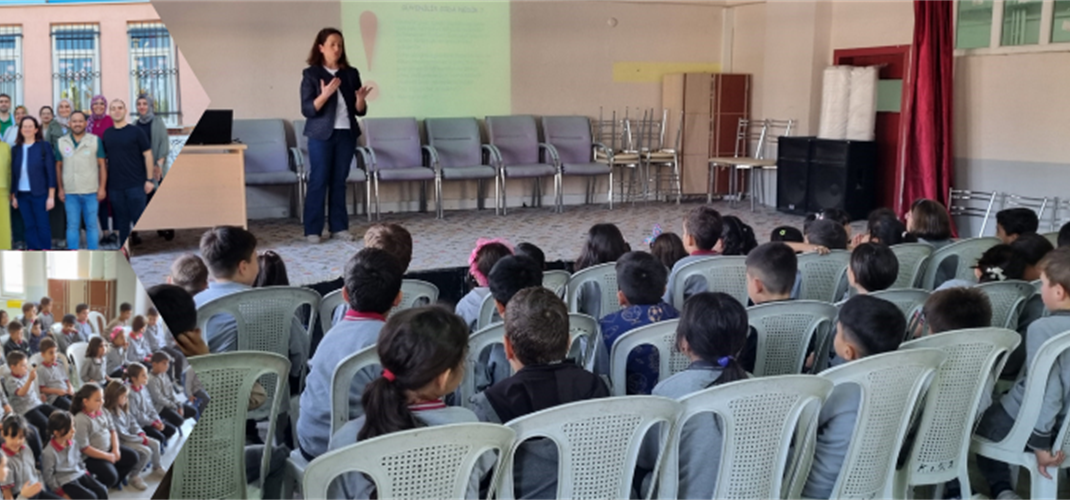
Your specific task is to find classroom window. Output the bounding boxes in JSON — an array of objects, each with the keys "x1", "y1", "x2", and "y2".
[
  {"x1": 957, "y1": 0, "x2": 994, "y2": 49},
  {"x1": 957, "y1": 0, "x2": 1070, "y2": 50},
  {"x1": 2, "y1": 253, "x2": 23, "y2": 297},
  {"x1": 128, "y1": 22, "x2": 180, "y2": 127},
  {"x1": 1002, "y1": 0, "x2": 1043, "y2": 46},
  {"x1": 1054, "y1": 0, "x2": 1070, "y2": 43},
  {"x1": 0, "y1": 27, "x2": 23, "y2": 107},
  {"x1": 52, "y1": 24, "x2": 101, "y2": 113},
  {"x1": 46, "y1": 253, "x2": 79, "y2": 280}
]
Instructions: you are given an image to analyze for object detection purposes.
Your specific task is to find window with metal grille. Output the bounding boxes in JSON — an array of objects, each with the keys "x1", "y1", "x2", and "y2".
[
  {"x1": 51, "y1": 24, "x2": 101, "y2": 113},
  {"x1": 129, "y1": 22, "x2": 180, "y2": 127},
  {"x1": 0, "y1": 27, "x2": 23, "y2": 106}
]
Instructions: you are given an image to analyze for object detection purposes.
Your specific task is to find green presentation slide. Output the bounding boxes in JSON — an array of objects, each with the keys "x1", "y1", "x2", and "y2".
[{"x1": 341, "y1": 1, "x2": 512, "y2": 119}]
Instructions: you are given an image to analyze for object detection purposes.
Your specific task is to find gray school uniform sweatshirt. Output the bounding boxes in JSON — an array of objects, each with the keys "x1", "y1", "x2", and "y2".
[
  {"x1": 127, "y1": 384, "x2": 162, "y2": 427},
  {"x1": 662, "y1": 254, "x2": 717, "y2": 308},
  {"x1": 35, "y1": 362, "x2": 69, "y2": 405},
  {"x1": 76, "y1": 322, "x2": 93, "y2": 343},
  {"x1": 2, "y1": 374, "x2": 41, "y2": 416},
  {"x1": 0, "y1": 444, "x2": 40, "y2": 495},
  {"x1": 455, "y1": 287, "x2": 490, "y2": 333},
  {"x1": 803, "y1": 383, "x2": 862, "y2": 499},
  {"x1": 51, "y1": 331, "x2": 81, "y2": 357},
  {"x1": 80, "y1": 357, "x2": 108, "y2": 387},
  {"x1": 296, "y1": 317, "x2": 384, "y2": 459},
  {"x1": 41, "y1": 439, "x2": 85, "y2": 491},
  {"x1": 105, "y1": 346, "x2": 126, "y2": 374},
  {"x1": 126, "y1": 333, "x2": 151, "y2": 364},
  {"x1": 110, "y1": 408, "x2": 145, "y2": 445},
  {"x1": 74, "y1": 411, "x2": 114, "y2": 452},
  {"x1": 327, "y1": 404, "x2": 491, "y2": 500},
  {"x1": 144, "y1": 324, "x2": 173, "y2": 352},
  {"x1": 147, "y1": 371, "x2": 180, "y2": 413},
  {"x1": 999, "y1": 311, "x2": 1070, "y2": 450}
]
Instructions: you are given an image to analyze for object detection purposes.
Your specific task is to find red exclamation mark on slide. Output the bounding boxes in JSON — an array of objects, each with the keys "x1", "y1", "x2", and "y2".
[{"x1": 360, "y1": 10, "x2": 380, "y2": 101}]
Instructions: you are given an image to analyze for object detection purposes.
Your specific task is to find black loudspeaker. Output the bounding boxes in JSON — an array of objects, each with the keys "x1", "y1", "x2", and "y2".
[
  {"x1": 777, "y1": 159, "x2": 809, "y2": 215},
  {"x1": 776, "y1": 137, "x2": 877, "y2": 221}
]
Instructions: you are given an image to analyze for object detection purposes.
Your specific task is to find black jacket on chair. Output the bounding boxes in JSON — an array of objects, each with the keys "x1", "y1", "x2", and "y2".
[{"x1": 300, "y1": 65, "x2": 367, "y2": 142}]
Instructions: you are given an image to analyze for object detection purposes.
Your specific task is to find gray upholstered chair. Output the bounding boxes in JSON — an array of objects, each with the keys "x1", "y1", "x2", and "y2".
[
  {"x1": 357, "y1": 118, "x2": 437, "y2": 220},
  {"x1": 233, "y1": 119, "x2": 303, "y2": 219},
  {"x1": 541, "y1": 116, "x2": 613, "y2": 211},
  {"x1": 484, "y1": 115, "x2": 559, "y2": 215},
  {"x1": 291, "y1": 119, "x2": 369, "y2": 221},
  {"x1": 423, "y1": 118, "x2": 499, "y2": 218}
]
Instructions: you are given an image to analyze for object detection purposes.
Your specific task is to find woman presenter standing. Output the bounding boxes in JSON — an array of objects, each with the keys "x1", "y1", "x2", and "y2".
[{"x1": 300, "y1": 28, "x2": 372, "y2": 244}]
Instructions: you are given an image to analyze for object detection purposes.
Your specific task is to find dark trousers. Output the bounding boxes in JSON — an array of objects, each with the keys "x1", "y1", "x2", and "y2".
[
  {"x1": 50, "y1": 396, "x2": 71, "y2": 411},
  {"x1": 98, "y1": 195, "x2": 111, "y2": 233},
  {"x1": 49, "y1": 197, "x2": 65, "y2": 244},
  {"x1": 107, "y1": 186, "x2": 147, "y2": 247},
  {"x1": 16, "y1": 192, "x2": 51, "y2": 250},
  {"x1": 23, "y1": 404, "x2": 59, "y2": 444},
  {"x1": 25, "y1": 424, "x2": 42, "y2": 464},
  {"x1": 304, "y1": 128, "x2": 355, "y2": 236},
  {"x1": 108, "y1": 367, "x2": 125, "y2": 379},
  {"x1": 143, "y1": 422, "x2": 177, "y2": 446},
  {"x1": 975, "y1": 403, "x2": 1019, "y2": 496},
  {"x1": 59, "y1": 474, "x2": 108, "y2": 499},
  {"x1": 85, "y1": 446, "x2": 138, "y2": 488},
  {"x1": 160, "y1": 405, "x2": 196, "y2": 428},
  {"x1": 29, "y1": 491, "x2": 61, "y2": 499},
  {"x1": 11, "y1": 205, "x2": 24, "y2": 246}
]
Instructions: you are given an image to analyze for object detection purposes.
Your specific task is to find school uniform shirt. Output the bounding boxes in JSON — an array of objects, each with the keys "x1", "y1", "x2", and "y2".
[
  {"x1": 194, "y1": 281, "x2": 307, "y2": 380},
  {"x1": 638, "y1": 363, "x2": 732, "y2": 499},
  {"x1": 51, "y1": 330, "x2": 83, "y2": 356},
  {"x1": 147, "y1": 371, "x2": 181, "y2": 413},
  {"x1": 105, "y1": 346, "x2": 126, "y2": 373},
  {"x1": 126, "y1": 331, "x2": 151, "y2": 364},
  {"x1": 36, "y1": 360, "x2": 69, "y2": 405},
  {"x1": 2, "y1": 338, "x2": 30, "y2": 358},
  {"x1": 470, "y1": 361, "x2": 609, "y2": 499},
  {"x1": 110, "y1": 408, "x2": 147, "y2": 446},
  {"x1": 594, "y1": 302, "x2": 680, "y2": 395},
  {"x1": 803, "y1": 383, "x2": 862, "y2": 499},
  {"x1": 327, "y1": 401, "x2": 492, "y2": 500},
  {"x1": 998, "y1": 311, "x2": 1070, "y2": 450},
  {"x1": 2, "y1": 373, "x2": 41, "y2": 415},
  {"x1": 76, "y1": 321, "x2": 93, "y2": 342},
  {"x1": 126, "y1": 383, "x2": 163, "y2": 428},
  {"x1": 144, "y1": 323, "x2": 174, "y2": 352},
  {"x1": 27, "y1": 330, "x2": 44, "y2": 355},
  {"x1": 102, "y1": 124, "x2": 151, "y2": 191},
  {"x1": 41, "y1": 439, "x2": 86, "y2": 492},
  {"x1": 74, "y1": 410, "x2": 114, "y2": 453},
  {"x1": 37, "y1": 313, "x2": 54, "y2": 337},
  {"x1": 662, "y1": 251, "x2": 721, "y2": 308},
  {"x1": 0, "y1": 443, "x2": 40, "y2": 496},
  {"x1": 17, "y1": 316, "x2": 32, "y2": 330},
  {"x1": 296, "y1": 310, "x2": 385, "y2": 458},
  {"x1": 80, "y1": 357, "x2": 108, "y2": 386},
  {"x1": 454, "y1": 287, "x2": 490, "y2": 333}
]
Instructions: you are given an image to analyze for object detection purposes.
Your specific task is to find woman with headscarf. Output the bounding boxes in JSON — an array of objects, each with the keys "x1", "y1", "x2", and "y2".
[
  {"x1": 133, "y1": 93, "x2": 171, "y2": 244},
  {"x1": 44, "y1": 100, "x2": 72, "y2": 145},
  {"x1": 87, "y1": 95, "x2": 116, "y2": 247}
]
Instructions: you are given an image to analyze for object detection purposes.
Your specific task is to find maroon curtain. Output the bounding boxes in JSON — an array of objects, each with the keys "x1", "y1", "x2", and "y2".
[{"x1": 896, "y1": 0, "x2": 955, "y2": 220}]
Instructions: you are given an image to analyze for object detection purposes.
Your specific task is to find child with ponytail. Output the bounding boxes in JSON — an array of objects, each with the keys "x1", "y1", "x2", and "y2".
[
  {"x1": 637, "y1": 292, "x2": 750, "y2": 499},
  {"x1": 71, "y1": 383, "x2": 139, "y2": 491},
  {"x1": 326, "y1": 306, "x2": 491, "y2": 499}
]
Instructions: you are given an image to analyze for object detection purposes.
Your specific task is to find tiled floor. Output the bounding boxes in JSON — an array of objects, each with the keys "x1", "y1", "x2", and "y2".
[
  {"x1": 115, "y1": 418, "x2": 195, "y2": 500},
  {"x1": 130, "y1": 201, "x2": 806, "y2": 286}
]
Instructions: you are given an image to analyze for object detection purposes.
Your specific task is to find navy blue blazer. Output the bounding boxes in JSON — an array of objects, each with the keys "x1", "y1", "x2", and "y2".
[
  {"x1": 300, "y1": 65, "x2": 366, "y2": 142},
  {"x1": 11, "y1": 141, "x2": 57, "y2": 197}
]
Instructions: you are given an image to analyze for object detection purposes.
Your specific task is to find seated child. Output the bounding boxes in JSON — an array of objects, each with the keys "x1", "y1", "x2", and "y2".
[
  {"x1": 973, "y1": 246, "x2": 1070, "y2": 500},
  {"x1": 455, "y1": 238, "x2": 513, "y2": 332},
  {"x1": 73, "y1": 306, "x2": 93, "y2": 344},
  {"x1": 906, "y1": 199, "x2": 956, "y2": 287},
  {"x1": 142, "y1": 286, "x2": 209, "y2": 421},
  {"x1": 663, "y1": 206, "x2": 724, "y2": 308},
  {"x1": 71, "y1": 383, "x2": 139, "y2": 491},
  {"x1": 27, "y1": 320, "x2": 44, "y2": 356},
  {"x1": 363, "y1": 223, "x2": 413, "y2": 273},
  {"x1": 147, "y1": 352, "x2": 198, "y2": 426},
  {"x1": 296, "y1": 248, "x2": 404, "y2": 460},
  {"x1": 125, "y1": 362, "x2": 177, "y2": 447},
  {"x1": 858, "y1": 208, "x2": 915, "y2": 247},
  {"x1": 742, "y1": 242, "x2": 799, "y2": 372},
  {"x1": 1060, "y1": 221, "x2": 1070, "y2": 248},
  {"x1": 103, "y1": 304, "x2": 132, "y2": 335},
  {"x1": 514, "y1": 242, "x2": 546, "y2": 270},
  {"x1": 35, "y1": 339, "x2": 72, "y2": 411},
  {"x1": 478, "y1": 255, "x2": 544, "y2": 392},
  {"x1": 1011, "y1": 233, "x2": 1054, "y2": 282},
  {"x1": 36, "y1": 298, "x2": 54, "y2": 335},
  {"x1": 595, "y1": 251, "x2": 679, "y2": 394},
  {"x1": 637, "y1": 292, "x2": 750, "y2": 499},
  {"x1": 845, "y1": 243, "x2": 899, "y2": 298},
  {"x1": 996, "y1": 207, "x2": 1039, "y2": 244},
  {"x1": 80, "y1": 337, "x2": 109, "y2": 387},
  {"x1": 0, "y1": 415, "x2": 55, "y2": 499},
  {"x1": 125, "y1": 316, "x2": 152, "y2": 365},
  {"x1": 53, "y1": 314, "x2": 84, "y2": 356},
  {"x1": 2, "y1": 352, "x2": 60, "y2": 443},
  {"x1": 770, "y1": 225, "x2": 804, "y2": 243},
  {"x1": 471, "y1": 287, "x2": 609, "y2": 499},
  {"x1": 574, "y1": 224, "x2": 631, "y2": 319},
  {"x1": 103, "y1": 381, "x2": 164, "y2": 490},
  {"x1": 17, "y1": 304, "x2": 34, "y2": 331},
  {"x1": 803, "y1": 295, "x2": 906, "y2": 499},
  {"x1": 650, "y1": 232, "x2": 688, "y2": 271},
  {"x1": 805, "y1": 219, "x2": 849, "y2": 251},
  {"x1": 920, "y1": 288, "x2": 993, "y2": 336},
  {"x1": 327, "y1": 307, "x2": 490, "y2": 500},
  {"x1": 719, "y1": 215, "x2": 758, "y2": 256},
  {"x1": 40, "y1": 411, "x2": 107, "y2": 500},
  {"x1": 105, "y1": 328, "x2": 128, "y2": 380},
  {"x1": 2, "y1": 323, "x2": 30, "y2": 358},
  {"x1": 143, "y1": 307, "x2": 187, "y2": 386},
  {"x1": 937, "y1": 244, "x2": 1026, "y2": 290},
  {"x1": 168, "y1": 253, "x2": 209, "y2": 296},
  {"x1": 253, "y1": 250, "x2": 289, "y2": 288}
]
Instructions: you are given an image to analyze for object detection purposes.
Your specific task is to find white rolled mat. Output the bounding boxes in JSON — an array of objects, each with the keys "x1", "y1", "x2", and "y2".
[
  {"x1": 846, "y1": 66, "x2": 878, "y2": 141},
  {"x1": 818, "y1": 66, "x2": 851, "y2": 140}
]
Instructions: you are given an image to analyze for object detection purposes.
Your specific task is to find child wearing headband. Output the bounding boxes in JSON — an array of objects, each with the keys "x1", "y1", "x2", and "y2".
[
  {"x1": 454, "y1": 238, "x2": 512, "y2": 332},
  {"x1": 105, "y1": 327, "x2": 129, "y2": 379}
]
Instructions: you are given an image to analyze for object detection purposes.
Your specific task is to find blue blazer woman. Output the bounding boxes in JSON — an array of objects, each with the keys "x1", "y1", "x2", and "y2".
[
  {"x1": 299, "y1": 64, "x2": 367, "y2": 238},
  {"x1": 11, "y1": 141, "x2": 56, "y2": 250}
]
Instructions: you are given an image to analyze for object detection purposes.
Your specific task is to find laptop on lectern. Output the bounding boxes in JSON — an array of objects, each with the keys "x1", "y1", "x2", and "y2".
[{"x1": 186, "y1": 109, "x2": 233, "y2": 145}]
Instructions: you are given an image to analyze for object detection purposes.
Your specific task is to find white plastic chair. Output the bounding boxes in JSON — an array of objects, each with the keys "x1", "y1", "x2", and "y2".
[
  {"x1": 459, "y1": 323, "x2": 508, "y2": 405},
  {"x1": 66, "y1": 341, "x2": 89, "y2": 388},
  {"x1": 171, "y1": 352, "x2": 290, "y2": 500},
  {"x1": 566, "y1": 262, "x2": 622, "y2": 317},
  {"x1": 543, "y1": 269, "x2": 571, "y2": 298},
  {"x1": 670, "y1": 256, "x2": 749, "y2": 309},
  {"x1": 566, "y1": 313, "x2": 600, "y2": 371},
  {"x1": 476, "y1": 292, "x2": 499, "y2": 332},
  {"x1": 747, "y1": 301, "x2": 838, "y2": 377},
  {"x1": 817, "y1": 348, "x2": 946, "y2": 499},
  {"x1": 890, "y1": 243, "x2": 933, "y2": 289},
  {"x1": 609, "y1": 319, "x2": 688, "y2": 396},
  {"x1": 496, "y1": 396, "x2": 680, "y2": 500},
  {"x1": 971, "y1": 328, "x2": 1070, "y2": 500},
  {"x1": 921, "y1": 237, "x2": 1000, "y2": 290},
  {"x1": 318, "y1": 289, "x2": 345, "y2": 335},
  {"x1": 797, "y1": 251, "x2": 851, "y2": 303},
  {"x1": 868, "y1": 288, "x2": 930, "y2": 339},
  {"x1": 657, "y1": 375, "x2": 834, "y2": 500},
  {"x1": 86, "y1": 311, "x2": 106, "y2": 337},
  {"x1": 395, "y1": 279, "x2": 440, "y2": 312},
  {"x1": 976, "y1": 280, "x2": 1036, "y2": 329},
  {"x1": 896, "y1": 328, "x2": 1020, "y2": 499},
  {"x1": 304, "y1": 423, "x2": 514, "y2": 500}
]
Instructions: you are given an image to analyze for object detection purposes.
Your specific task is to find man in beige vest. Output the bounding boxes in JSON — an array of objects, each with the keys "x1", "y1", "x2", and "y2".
[{"x1": 55, "y1": 111, "x2": 107, "y2": 250}]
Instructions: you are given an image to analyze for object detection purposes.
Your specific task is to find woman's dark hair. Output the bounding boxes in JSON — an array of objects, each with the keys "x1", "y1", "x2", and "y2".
[
  {"x1": 720, "y1": 215, "x2": 758, "y2": 256},
  {"x1": 307, "y1": 27, "x2": 350, "y2": 68},
  {"x1": 867, "y1": 208, "x2": 915, "y2": 245},
  {"x1": 47, "y1": 411, "x2": 73, "y2": 438},
  {"x1": 975, "y1": 244, "x2": 1026, "y2": 283},
  {"x1": 1, "y1": 415, "x2": 28, "y2": 439},
  {"x1": 254, "y1": 250, "x2": 290, "y2": 287},
  {"x1": 70, "y1": 383, "x2": 101, "y2": 416},
  {"x1": 39, "y1": 106, "x2": 53, "y2": 117},
  {"x1": 358, "y1": 307, "x2": 469, "y2": 441},
  {"x1": 675, "y1": 292, "x2": 749, "y2": 387},
  {"x1": 650, "y1": 232, "x2": 688, "y2": 270},
  {"x1": 103, "y1": 380, "x2": 128, "y2": 413},
  {"x1": 908, "y1": 199, "x2": 952, "y2": 241},
  {"x1": 514, "y1": 243, "x2": 546, "y2": 270},
  {"x1": 575, "y1": 223, "x2": 630, "y2": 271},
  {"x1": 14, "y1": 116, "x2": 41, "y2": 146}
]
